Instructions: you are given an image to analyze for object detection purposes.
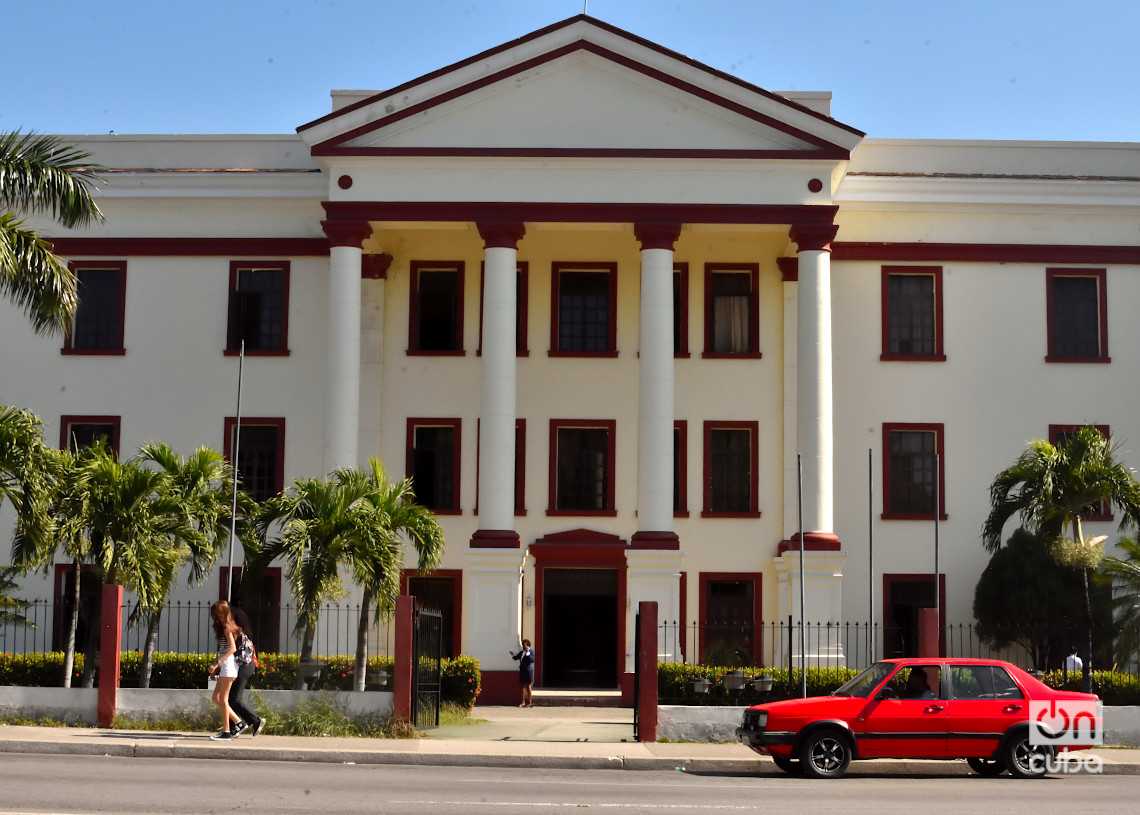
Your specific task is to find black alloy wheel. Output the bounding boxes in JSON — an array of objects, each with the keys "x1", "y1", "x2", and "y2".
[{"x1": 799, "y1": 730, "x2": 852, "y2": 779}]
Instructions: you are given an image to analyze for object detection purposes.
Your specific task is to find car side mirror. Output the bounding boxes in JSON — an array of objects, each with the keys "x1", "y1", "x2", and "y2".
[{"x1": 877, "y1": 686, "x2": 897, "y2": 700}]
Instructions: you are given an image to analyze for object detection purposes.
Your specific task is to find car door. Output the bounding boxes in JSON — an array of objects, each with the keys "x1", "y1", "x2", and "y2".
[
  {"x1": 856, "y1": 664, "x2": 949, "y2": 758},
  {"x1": 944, "y1": 664, "x2": 1026, "y2": 757}
]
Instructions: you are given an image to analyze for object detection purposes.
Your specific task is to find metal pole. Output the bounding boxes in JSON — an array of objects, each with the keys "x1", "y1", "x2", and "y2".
[
  {"x1": 934, "y1": 452, "x2": 940, "y2": 653},
  {"x1": 225, "y1": 340, "x2": 245, "y2": 603},
  {"x1": 868, "y1": 447, "x2": 874, "y2": 665},
  {"x1": 797, "y1": 453, "x2": 806, "y2": 698}
]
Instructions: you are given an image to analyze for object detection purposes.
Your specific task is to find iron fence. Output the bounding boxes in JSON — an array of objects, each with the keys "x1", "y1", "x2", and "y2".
[{"x1": 0, "y1": 599, "x2": 393, "y2": 658}]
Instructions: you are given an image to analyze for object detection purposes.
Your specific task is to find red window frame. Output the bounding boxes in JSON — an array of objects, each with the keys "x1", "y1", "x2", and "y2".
[
  {"x1": 60, "y1": 415, "x2": 121, "y2": 456},
  {"x1": 62, "y1": 261, "x2": 127, "y2": 355},
  {"x1": 880, "y1": 265, "x2": 945, "y2": 361},
  {"x1": 698, "y1": 572, "x2": 763, "y2": 666},
  {"x1": 406, "y1": 418, "x2": 463, "y2": 515},
  {"x1": 702, "y1": 420, "x2": 760, "y2": 517},
  {"x1": 547, "y1": 419, "x2": 617, "y2": 516},
  {"x1": 674, "y1": 420, "x2": 688, "y2": 517},
  {"x1": 225, "y1": 261, "x2": 291, "y2": 356},
  {"x1": 224, "y1": 417, "x2": 286, "y2": 503},
  {"x1": 702, "y1": 263, "x2": 760, "y2": 358},
  {"x1": 1045, "y1": 267, "x2": 1109, "y2": 363},
  {"x1": 549, "y1": 262, "x2": 618, "y2": 357},
  {"x1": 408, "y1": 261, "x2": 465, "y2": 356},
  {"x1": 882, "y1": 422, "x2": 947, "y2": 520},
  {"x1": 674, "y1": 263, "x2": 690, "y2": 358}
]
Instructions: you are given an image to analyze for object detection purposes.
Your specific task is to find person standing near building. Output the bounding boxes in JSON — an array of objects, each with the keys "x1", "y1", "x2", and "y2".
[
  {"x1": 510, "y1": 639, "x2": 535, "y2": 707},
  {"x1": 207, "y1": 601, "x2": 244, "y2": 740},
  {"x1": 1064, "y1": 647, "x2": 1083, "y2": 675}
]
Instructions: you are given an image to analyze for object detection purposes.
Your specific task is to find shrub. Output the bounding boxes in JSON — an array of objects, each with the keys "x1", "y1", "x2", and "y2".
[{"x1": 659, "y1": 662, "x2": 860, "y2": 705}]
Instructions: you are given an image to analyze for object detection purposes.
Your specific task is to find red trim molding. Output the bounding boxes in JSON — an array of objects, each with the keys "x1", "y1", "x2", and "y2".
[
  {"x1": 790, "y1": 223, "x2": 839, "y2": 253},
  {"x1": 777, "y1": 532, "x2": 842, "y2": 555},
  {"x1": 630, "y1": 531, "x2": 680, "y2": 550},
  {"x1": 776, "y1": 256, "x2": 798, "y2": 282},
  {"x1": 362, "y1": 253, "x2": 392, "y2": 279},
  {"x1": 470, "y1": 529, "x2": 522, "y2": 549},
  {"x1": 834, "y1": 242, "x2": 1140, "y2": 264},
  {"x1": 49, "y1": 238, "x2": 329, "y2": 257},
  {"x1": 477, "y1": 221, "x2": 526, "y2": 249},
  {"x1": 634, "y1": 222, "x2": 682, "y2": 251},
  {"x1": 322, "y1": 221, "x2": 372, "y2": 248}
]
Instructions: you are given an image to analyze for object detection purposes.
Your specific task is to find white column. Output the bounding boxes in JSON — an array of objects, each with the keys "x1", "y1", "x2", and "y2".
[
  {"x1": 633, "y1": 223, "x2": 680, "y2": 549},
  {"x1": 324, "y1": 242, "x2": 364, "y2": 475},
  {"x1": 473, "y1": 222, "x2": 524, "y2": 548},
  {"x1": 792, "y1": 226, "x2": 837, "y2": 535}
]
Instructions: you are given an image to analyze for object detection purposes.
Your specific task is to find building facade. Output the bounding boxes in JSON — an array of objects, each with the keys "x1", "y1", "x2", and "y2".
[{"x1": 4, "y1": 16, "x2": 1140, "y2": 702}]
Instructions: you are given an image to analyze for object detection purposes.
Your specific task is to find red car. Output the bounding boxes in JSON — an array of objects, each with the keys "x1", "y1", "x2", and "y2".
[{"x1": 736, "y1": 657, "x2": 1100, "y2": 778}]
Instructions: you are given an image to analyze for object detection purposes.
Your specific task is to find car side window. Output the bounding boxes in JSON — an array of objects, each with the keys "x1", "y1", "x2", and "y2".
[
  {"x1": 990, "y1": 667, "x2": 1023, "y2": 699},
  {"x1": 888, "y1": 665, "x2": 941, "y2": 699},
  {"x1": 949, "y1": 666, "x2": 986, "y2": 699}
]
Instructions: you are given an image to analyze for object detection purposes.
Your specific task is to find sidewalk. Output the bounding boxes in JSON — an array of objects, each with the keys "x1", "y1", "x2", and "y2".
[{"x1": 3, "y1": 706, "x2": 1139, "y2": 775}]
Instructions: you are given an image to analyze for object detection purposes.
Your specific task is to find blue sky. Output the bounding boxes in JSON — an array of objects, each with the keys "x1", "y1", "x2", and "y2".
[{"x1": 6, "y1": 0, "x2": 1138, "y2": 141}]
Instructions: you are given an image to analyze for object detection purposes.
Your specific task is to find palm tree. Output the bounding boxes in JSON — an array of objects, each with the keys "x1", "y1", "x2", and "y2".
[
  {"x1": 1, "y1": 405, "x2": 57, "y2": 557},
  {"x1": 1, "y1": 131, "x2": 103, "y2": 335},
  {"x1": 1100, "y1": 536, "x2": 1140, "y2": 665},
  {"x1": 982, "y1": 426, "x2": 1140, "y2": 691},
  {"x1": 340, "y1": 458, "x2": 444, "y2": 691}
]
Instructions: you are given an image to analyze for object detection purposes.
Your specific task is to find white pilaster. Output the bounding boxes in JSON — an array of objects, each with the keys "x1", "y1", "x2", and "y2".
[
  {"x1": 774, "y1": 549, "x2": 847, "y2": 666},
  {"x1": 324, "y1": 244, "x2": 363, "y2": 474},
  {"x1": 637, "y1": 246, "x2": 676, "y2": 535},
  {"x1": 794, "y1": 246, "x2": 834, "y2": 534},
  {"x1": 625, "y1": 550, "x2": 684, "y2": 670},
  {"x1": 478, "y1": 245, "x2": 518, "y2": 533}
]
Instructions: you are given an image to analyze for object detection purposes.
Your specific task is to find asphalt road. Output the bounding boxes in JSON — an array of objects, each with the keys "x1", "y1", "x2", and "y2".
[{"x1": 1, "y1": 753, "x2": 1132, "y2": 815}]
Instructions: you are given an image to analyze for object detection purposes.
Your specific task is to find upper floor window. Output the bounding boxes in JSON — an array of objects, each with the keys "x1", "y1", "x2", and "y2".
[
  {"x1": 882, "y1": 266, "x2": 944, "y2": 361},
  {"x1": 548, "y1": 420, "x2": 616, "y2": 515},
  {"x1": 704, "y1": 264, "x2": 759, "y2": 357},
  {"x1": 63, "y1": 262, "x2": 126, "y2": 354},
  {"x1": 882, "y1": 423, "x2": 946, "y2": 520},
  {"x1": 478, "y1": 261, "x2": 528, "y2": 356},
  {"x1": 60, "y1": 415, "x2": 121, "y2": 456},
  {"x1": 226, "y1": 262, "x2": 289, "y2": 355},
  {"x1": 1046, "y1": 268, "x2": 1108, "y2": 362},
  {"x1": 674, "y1": 263, "x2": 690, "y2": 357},
  {"x1": 702, "y1": 421, "x2": 760, "y2": 517},
  {"x1": 410, "y1": 261, "x2": 464, "y2": 355},
  {"x1": 224, "y1": 417, "x2": 285, "y2": 504},
  {"x1": 407, "y1": 418, "x2": 462, "y2": 513},
  {"x1": 550, "y1": 263, "x2": 617, "y2": 356}
]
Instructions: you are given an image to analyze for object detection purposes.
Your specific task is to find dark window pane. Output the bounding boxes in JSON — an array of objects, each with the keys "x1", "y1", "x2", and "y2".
[
  {"x1": 704, "y1": 579, "x2": 754, "y2": 664},
  {"x1": 556, "y1": 427, "x2": 609, "y2": 510},
  {"x1": 236, "y1": 425, "x2": 280, "y2": 503},
  {"x1": 673, "y1": 427, "x2": 681, "y2": 513},
  {"x1": 407, "y1": 576, "x2": 457, "y2": 659},
  {"x1": 888, "y1": 430, "x2": 936, "y2": 515},
  {"x1": 710, "y1": 428, "x2": 751, "y2": 512},
  {"x1": 673, "y1": 271, "x2": 682, "y2": 355},
  {"x1": 416, "y1": 270, "x2": 460, "y2": 351},
  {"x1": 558, "y1": 272, "x2": 610, "y2": 352},
  {"x1": 413, "y1": 426, "x2": 456, "y2": 509},
  {"x1": 72, "y1": 269, "x2": 121, "y2": 349},
  {"x1": 232, "y1": 269, "x2": 284, "y2": 350},
  {"x1": 65, "y1": 423, "x2": 116, "y2": 454},
  {"x1": 888, "y1": 274, "x2": 935, "y2": 355},
  {"x1": 711, "y1": 272, "x2": 751, "y2": 354},
  {"x1": 1051, "y1": 276, "x2": 1099, "y2": 357}
]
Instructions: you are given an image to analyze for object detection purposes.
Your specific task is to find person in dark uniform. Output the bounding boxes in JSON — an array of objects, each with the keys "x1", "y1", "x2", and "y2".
[{"x1": 510, "y1": 639, "x2": 535, "y2": 707}]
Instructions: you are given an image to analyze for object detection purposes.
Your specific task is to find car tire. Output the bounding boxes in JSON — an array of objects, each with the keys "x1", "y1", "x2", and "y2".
[
  {"x1": 772, "y1": 755, "x2": 803, "y2": 774},
  {"x1": 1002, "y1": 732, "x2": 1051, "y2": 779},
  {"x1": 799, "y1": 729, "x2": 852, "y2": 779},
  {"x1": 966, "y1": 756, "x2": 1005, "y2": 776}
]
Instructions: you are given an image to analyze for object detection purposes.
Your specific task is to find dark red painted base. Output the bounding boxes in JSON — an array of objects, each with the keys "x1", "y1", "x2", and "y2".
[{"x1": 777, "y1": 531, "x2": 841, "y2": 555}]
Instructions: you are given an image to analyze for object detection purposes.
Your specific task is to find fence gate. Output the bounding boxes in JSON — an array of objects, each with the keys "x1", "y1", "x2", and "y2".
[{"x1": 411, "y1": 604, "x2": 443, "y2": 729}]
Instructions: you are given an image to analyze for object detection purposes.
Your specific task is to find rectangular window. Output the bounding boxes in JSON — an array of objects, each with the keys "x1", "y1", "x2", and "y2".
[
  {"x1": 410, "y1": 261, "x2": 464, "y2": 354},
  {"x1": 702, "y1": 421, "x2": 759, "y2": 516},
  {"x1": 1047, "y1": 268, "x2": 1108, "y2": 362},
  {"x1": 883, "y1": 423, "x2": 946, "y2": 519},
  {"x1": 704, "y1": 264, "x2": 759, "y2": 357},
  {"x1": 479, "y1": 262, "x2": 528, "y2": 356},
  {"x1": 550, "y1": 263, "x2": 617, "y2": 356},
  {"x1": 548, "y1": 420, "x2": 616, "y2": 514},
  {"x1": 226, "y1": 262, "x2": 289, "y2": 354},
  {"x1": 1049, "y1": 424, "x2": 1112, "y2": 521},
  {"x1": 699, "y1": 573, "x2": 762, "y2": 665},
  {"x1": 224, "y1": 417, "x2": 285, "y2": 504},
  {"x1": 220, "y1": 566, "x2": 282, "y2": 653},
  {"x1": 64, "y1": 262, "x2": 126, "y2": 354},
  {"x1": 674, "y1": 263, "x2": 689, "y2": 357},
  {"x1": 407, "y1": 419, "x2": 461, "y2": 513},
  {"x1": 674, "y1": 420, "x2": 688, "y2": 516},
  {"x1": 882, "y1": 266, "x2": 944, "y2": 360},
  {"x1": 404, "y1": 571, "x2": 463, "y2": 658},
  {"x1": 60, "y1": 415, "x2": 121, "y2": 456}
]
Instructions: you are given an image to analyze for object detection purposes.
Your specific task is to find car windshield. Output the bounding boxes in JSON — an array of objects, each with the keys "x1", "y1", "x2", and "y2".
[{"x1": 832, "y1": 662, "x2": 897, "y2": 697}]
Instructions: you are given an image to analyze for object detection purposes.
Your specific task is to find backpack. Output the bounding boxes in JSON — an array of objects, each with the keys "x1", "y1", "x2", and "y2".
[{"x1": 234, "y1": 631, "x2": 257, "y2": 667}]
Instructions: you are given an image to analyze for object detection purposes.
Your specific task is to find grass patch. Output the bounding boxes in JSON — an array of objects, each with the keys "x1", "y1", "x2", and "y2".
[
  {"x1": 1, "y1": 715, "x2": 76, "y2": 727},
  {"x1": 439, "y1": 702, "x2": 485, "y2": 726}
]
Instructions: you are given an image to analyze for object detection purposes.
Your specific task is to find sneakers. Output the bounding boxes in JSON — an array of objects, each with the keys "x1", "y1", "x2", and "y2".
[
  {"x1": 231, "y1": 721, "x2": 248, "y2": 738},
  {"x1": 251, "y1": 718, "x2": 265, "y2": 737},
  {"x1": 210, "y1": 730, "x2": 235, "y2": 741}
]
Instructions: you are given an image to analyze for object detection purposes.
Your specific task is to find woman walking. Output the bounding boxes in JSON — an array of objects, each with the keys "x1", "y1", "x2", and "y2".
[{"x1": 207, "y1": 600, "x2": 245, "y2": 740}]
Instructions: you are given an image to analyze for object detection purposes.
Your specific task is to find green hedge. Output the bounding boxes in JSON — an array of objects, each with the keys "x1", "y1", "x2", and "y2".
[
  {"x1": 0, "y1": 651, "x2": 481, "y2": 709},
  {"x1": 659, "y1": 662, "x2": 1140, "y2": 706}
]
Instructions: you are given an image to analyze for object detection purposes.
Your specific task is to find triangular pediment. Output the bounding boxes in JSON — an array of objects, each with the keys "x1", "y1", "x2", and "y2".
[{"x1": 299, "y1": 16, "x2": 862, "y2": 159}]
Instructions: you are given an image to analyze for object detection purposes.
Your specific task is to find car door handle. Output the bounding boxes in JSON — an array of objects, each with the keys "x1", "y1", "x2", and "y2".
[
  {"x1": 924, "y1": 705, "x2": 945, "y2": 713},
  {"x1": 1002, "y1": 705, "x2": 1023, "y2": 714}
]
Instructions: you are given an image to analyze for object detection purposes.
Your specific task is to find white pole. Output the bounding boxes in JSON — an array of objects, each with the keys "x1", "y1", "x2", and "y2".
[
  {"x1": 934, "y1": 452, "x2": 940, "y2": 649},
  {"x1": 868, "y1": 447, "x2": 874, "y2": 665},
  {"x1": 798, "y1": 453, "x2": 806, "y2": 697},
  {"x1": 225, "y1": 340, "x2": 245, "y2": 603}
]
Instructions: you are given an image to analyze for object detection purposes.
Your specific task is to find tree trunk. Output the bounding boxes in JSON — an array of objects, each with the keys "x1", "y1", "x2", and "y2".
[
  {"x1": 295, "y1": 622, "x2": 316, "y2": 690},
  {"x1": 61, "y1": 559, "x2": 81, "y2": 688},
  {"x1": 1082, "y1": 566, "x2": 1093, "y2": 694},
  {"x1": 354, "y1": 588, "x2": 373, "y2": 692},
  {"x1": 80, "y1": 592, "x2": 101, "y2": 689},
  {"x1": 138, "y1": 609, "x2": 162, "y2": 689}
]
